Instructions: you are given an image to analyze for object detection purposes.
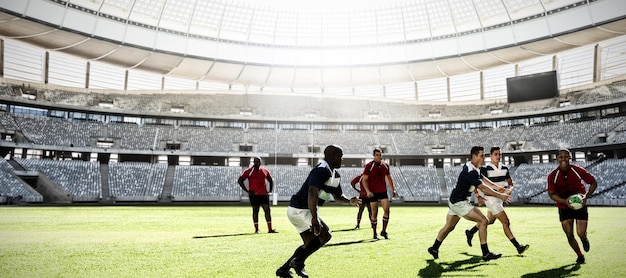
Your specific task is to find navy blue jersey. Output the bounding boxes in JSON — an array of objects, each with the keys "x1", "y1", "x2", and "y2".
[
  {"x1": 449, "y1": 162, "x2": 483, "y2": 204},
  {"x1": 289, "y1": 161, "x2": 343, "y2": 209}
]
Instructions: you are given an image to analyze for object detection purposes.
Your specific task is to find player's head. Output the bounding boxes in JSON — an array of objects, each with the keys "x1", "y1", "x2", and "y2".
[
  {"x1": 557, "y1": 149, "x2": 572, "y2": 169},
  {"x1": 470, "y1": 146, "x2": 485, "y2": 166},
  {"x1": 253, "y1": 156, "x2": 262, "y2": 167},
  {"x1": 373, "y1": 148, "x2": 383, "y2": 163},
  {"x1": 324, "y1": 145, "x2": 344, "y2": 169},
  {"x1": 490, "y1": 146, "x2": 501, "y2": 164}
]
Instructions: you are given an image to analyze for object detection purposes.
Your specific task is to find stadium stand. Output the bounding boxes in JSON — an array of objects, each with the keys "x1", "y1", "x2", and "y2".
[
  {"x1": 108, "y1": 162, "x2": 167, "y2": 201},
  {"x1": 13, "y1": 158, "x2": 101, "y2": 202},
  {"x1": 171, "y1": 165, "x2": 241, "y2": 201},
  {"x1": 0, "y1": 158, "x2": 42, "y2": 203}
]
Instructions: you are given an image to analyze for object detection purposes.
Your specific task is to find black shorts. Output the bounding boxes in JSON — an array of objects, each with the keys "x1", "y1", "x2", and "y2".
[
  {"x1": 359, "y1": 196, "x2": 371, "y2": 204},
  {"x1": 249, "y1": 194, "x2": 270, "y2": 207},
  {"x1": 369, "y1": 192, "x2": 389, "y2": 203},
  {"x1": 559, "y1": 206, "x2": 589, "y2": 222}
]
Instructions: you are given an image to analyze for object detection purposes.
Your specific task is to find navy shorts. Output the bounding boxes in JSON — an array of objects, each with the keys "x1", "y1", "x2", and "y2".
[{"x1": 559, "y1": 206, "x2": 588, "y2": 222}]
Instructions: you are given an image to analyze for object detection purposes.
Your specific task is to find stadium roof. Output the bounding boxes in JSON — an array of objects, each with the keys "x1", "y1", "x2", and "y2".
[{"x1": 0, "y1": 0, "x2": 625, "y2": 93}]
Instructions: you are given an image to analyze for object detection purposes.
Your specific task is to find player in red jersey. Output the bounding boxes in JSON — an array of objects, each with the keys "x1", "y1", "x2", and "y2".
[
  {"x1": 238, "y1": 156, "x2": 277, "y2": 233},
  {"x1": 361, "y1": 148, "x2": 397, "y2": 239},
  {"x1": 547, "y1": 149, "x2": 597, "y2": 264},
  {"x1": 350, "y1": 173, "x2": 371, "y2": 230}
]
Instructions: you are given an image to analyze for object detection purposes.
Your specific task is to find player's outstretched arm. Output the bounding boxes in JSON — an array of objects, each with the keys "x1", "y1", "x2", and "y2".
[
  {"x1": 332, "y1": 193, "x2": 360, "y2": 206},
  {"x1": 478, "y1": 183, "x2": 511, "y2": 203}
]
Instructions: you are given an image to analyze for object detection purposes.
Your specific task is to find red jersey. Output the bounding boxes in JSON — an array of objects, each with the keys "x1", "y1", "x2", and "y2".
[
  {"x1": 351, "y1": 174, "x2": 367, "y2": 198},
  {"x1": 547, "y1": 164, "x2": 595, "y2": 209},
  {"x1": 240, "y1": 167, "x2": 272, "y2": 195},
  {"x1": 363, "y1": 161, "x2": 390, "y2": 193}
]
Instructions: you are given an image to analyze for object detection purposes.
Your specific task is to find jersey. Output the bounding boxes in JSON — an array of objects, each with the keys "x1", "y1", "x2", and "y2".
[
  {"x1": 362, "y1": 161, "x2": 390, "y2": 193},
  {"x1": 449, "y1": 161, "x2": 483, "y2": 204},
  {"x1": 351, "y1": 174, "x2": 367, "y2": 198},
  {"x1": 547, "y1": 164, "x2": 595, "y2": 209},
  {"x1": 240, "y1": 166, "x2": 272, "y2": 195},
  {"x1": 478, "y1": 162, "x2": 511, "y2": 197},
  {"x1": 289, "y1": 160, "x2": 343, "y2": 209}
]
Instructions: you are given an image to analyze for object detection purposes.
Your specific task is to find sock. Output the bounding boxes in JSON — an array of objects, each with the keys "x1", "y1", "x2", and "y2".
[
  {"x1": 481, "y1": 243, "x2": 490, "y2": 256},
  {"x1": 432, "y1": 239, "x2": 442, "y2": 250},
  {"x1": 267, "y1": 221, "x2": 273, "y2": 231},
  {"x1": 469, "y1": 225, "x2": 479, "y2": 235},
  {"x1": 254, "y1": 222, "x2": 259, "y2": 231},
  {"x1": 356, "y1": 217, "x2": 361, "y2": 226},
  {"x1": 371, "y1": 220, "x2": 378, "y2": 234},
  {"x1": 510, "y1": 237, "x2": 520, "y2": 248},
  {"x1": 297, "y1": 237, "x2": 323, "y2": 263},
  {"x1": 382, "y1": 217, "x2": 389, "y2": 233},
  {"x1": 280, "y1": 246, "x2": 304, "y2": 269}
]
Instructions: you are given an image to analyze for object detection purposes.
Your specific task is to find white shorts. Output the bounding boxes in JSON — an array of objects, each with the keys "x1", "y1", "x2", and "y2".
[
  {"x1": 448, "y1": 199, "x2": 474, "y2": 217},
  {"x1": 483, "y1": 196, "x2": 505, "y2": 215},
  {"x1": 287, "y1": 206, "x2": 325, "y2": 234}
]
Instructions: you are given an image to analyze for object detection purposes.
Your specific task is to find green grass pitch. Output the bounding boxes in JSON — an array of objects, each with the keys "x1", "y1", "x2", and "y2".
[{"x1": 0, "y1": 205, "x2": 624, "y2": 277}]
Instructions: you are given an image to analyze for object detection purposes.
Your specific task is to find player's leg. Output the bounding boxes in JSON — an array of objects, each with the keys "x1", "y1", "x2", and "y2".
[
  {"x1": 576, "y1": 219, "x2": 590, "y2": 252},
  {"x1": 261, "y1": 201, "x2": 275, "y2": 233},
  {"x1": 355, "y1": 202, "x2": 365, "y2": 229},
  {"x1": 494, "y1": 210, "x2": 528, "y2": 254},
  {"x1": 369, "y1": 199, "x2": 379, "y2": 239},
  {"x1": 289, "y1": 220, "x2": 330, "y2": 278},
  {"x1": 575, "y1": 207, "x2": 590, "y2": 252},
  {"x1": 379, "y1": 197, "x2": 391, "y2": 239},
  {"x1": 559, "y1": 208, "x2": 585, "y2": 263},
  {"x1": 428, "y1": 213, "x2": 461, "y2": 259},
  {"x1": 464, "y1": 207, "x2": 501, "y2": 260},
  {"x1": 463, "y1": 207, "x2": 489, "y2": 244},
  {"x1": 251, "y1": 198, "x2": 261, "y2": 233}
]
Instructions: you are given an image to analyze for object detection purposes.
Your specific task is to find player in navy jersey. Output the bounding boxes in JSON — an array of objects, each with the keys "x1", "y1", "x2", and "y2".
[
  {"x1": 276, "y1": 145, "x2": 359, "y2": 278},
  {"x1": 465, "y1": 147, "x2": 529, "y2": 255},
  {"x1": 427, "y1": 146, "x2": 512, "y2": 261}
]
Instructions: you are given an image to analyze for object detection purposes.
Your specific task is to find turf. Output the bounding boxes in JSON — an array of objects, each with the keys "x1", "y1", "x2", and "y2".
[{"x1": 0, "y1": 205, "x2": 624, "y2": 277}]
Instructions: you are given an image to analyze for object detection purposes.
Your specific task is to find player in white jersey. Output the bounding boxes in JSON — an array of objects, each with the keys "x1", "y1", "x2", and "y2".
[{"x1": 465, "y1": 146, "x2": 529, "y2": 255}]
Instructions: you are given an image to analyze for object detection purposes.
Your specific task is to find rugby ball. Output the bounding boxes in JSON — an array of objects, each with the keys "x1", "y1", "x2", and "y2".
[{"x1": 568, "y1": 194, "x2": 584, "y2": 210}]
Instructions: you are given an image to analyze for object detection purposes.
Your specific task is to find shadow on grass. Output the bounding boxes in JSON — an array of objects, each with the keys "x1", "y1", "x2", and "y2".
[
  {"x1": 417, "y1": 252, "x2": 489, "y2": 277},
  {"x1": 192, "y1": 232, "x2": 259, "y2": 239},
  {"x1": 323, "y1": 238, "x2": 379, "y2": 247},
  {"x1": 520, "y1": 263, "x2": 581, "y2": 278}
]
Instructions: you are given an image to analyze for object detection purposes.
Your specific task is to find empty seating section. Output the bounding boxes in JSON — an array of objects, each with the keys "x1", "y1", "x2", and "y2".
[
  {"x1": 268, "y1": 165, "x2": 313, "y2": 200},
  {"x1": 247, "y1": 129, "x2": 311, "y2": 154},
  {"x1": 510, "y1": 163, "x2": 558, "y2": 200},
  {"x1": 14, "y1": 158, "x2": 101, "y2": 201},
  {"x1": 2, "y1": 158, "x2": 626, "y2": 202},
  {"x1": 313, "y1": 131, "x2": 375, "y2": 154},
  {"x1": 12, "y1": 115, "x2": 102, "y2": 147},
  {"x1": 177, "y1": 126, "x2": 242, "y2": 152},
  {"x1": 574, "y1": 84, "x2": 626, "y2": 105},
  {"x1": 0, "y1": 112, "x2": 19, "y2": 130},
  {"x1": 108, "y1": 162, "x2": 167, "y2": 201},
  {"x1": 0, "y1": 81, "x2": 622, "y2": 120},
  {"x1": 0, "y1": 158, "x2": 42, "y2": 201},
  {"x1": 398, "y1": 166, "x2": 441, "y2": 201},
  {"x1": 108, "y1": 123, "x2": 166, "y2": 150},
  {"x1": 589, "y1": 159, "x2": 626, "y2": 199},
  {"x1": 171, "y1": 165, "x2": 241, "y2": 201},
  {"x1": 443, "y1": 165, "x2": 463, "y2": 197},
  {"x1": 2, "y1": 112, "x2": 626, "y2": 155}
]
